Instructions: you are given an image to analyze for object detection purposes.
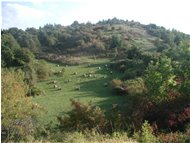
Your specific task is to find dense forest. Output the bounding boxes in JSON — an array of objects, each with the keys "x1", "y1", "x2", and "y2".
[{"x1": 2, "y1": 18, "x2": 190, "y2": 142}]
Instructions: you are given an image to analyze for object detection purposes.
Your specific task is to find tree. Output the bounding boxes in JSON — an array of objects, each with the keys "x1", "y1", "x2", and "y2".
[
  {"x1": 14, "y1": 48, "x2": 35, "y2": 66},
  {"x1": 126, "y1": 46, "x2": 142, "y2": 59},
  {"x1": 71, "y1": 21, "x2": 80, "y2": 28},
  {"x1": 177, "y1": 41, "x2": 190, "y2": 95},
  {"x1": 110, "y1": 35, "x2": 122, "y2": 49},
  {"x1": 34, "y1": 60, "x2": 51, "y2": 81},
  {"x1": 1, "y1": 33, "x2": 21, "y2": 67},
  {"x1": 145, "y1": 56, "x2": 176, "y2": 97},
  {"x1": 1, "y1": 69, "x2": 39, "y2": 141}
]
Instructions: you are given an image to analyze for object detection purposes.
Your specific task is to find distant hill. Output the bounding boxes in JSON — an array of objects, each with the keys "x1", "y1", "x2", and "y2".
[{"x1": 2, "y1": 18, "x2": 190, "y2": 59}]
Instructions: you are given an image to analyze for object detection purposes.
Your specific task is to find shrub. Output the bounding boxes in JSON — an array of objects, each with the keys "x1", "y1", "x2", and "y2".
[
  {"x1": 27, "y1": 86, "x2": 46, "y2": 97},
  {"x1": 46, "y1": 131, "x2": 134, "y2": 143},
  {"x1": 108, "y1": 105, "x2": 130, "y2": 132},
  {"x1": 132, "y1": 93, "x2": 190, "y2": 133},
  {"x1": 22, "y1": 62, "x2": 39, "y2": 87},
  {"x1": 141, "y1": 121, "x2": 157, "y2": 143},
  {"x1": 123, "y1": 69, "x2": 138, "y2": 79},
  {"x1": 1, "y1": 69, "x2": 40, "y2": 142},
  {"x1": 125, "y1": 77, "x2": 147, "y2": 96},
  {"x1": 111, "y1": 79, "x2": 123, "y2": 89},
  {"x1": 158, "y1": 131, "x2": 190, "y2": 143},
  {"x1": 144, "y1": 95, "x2": 190, "y2": 132},
  {"x1": 57, "y1": 100, "x2": 108, "y2": 133},
  {"x1": 134, "y1": 121, "x2": 157, "y2": 143},
  {"x1": 34, "y1": 60, "x2": 52, "y2": 81},
  {"x1": 111, "y1": 79, "x2": 127, "y2": 95}
]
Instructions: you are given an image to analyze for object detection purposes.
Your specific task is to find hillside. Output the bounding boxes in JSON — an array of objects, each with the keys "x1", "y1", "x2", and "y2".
[
  {"x1": 2, "y1": 18, "x2": 190, "y2": 142},
  {"x1": 2, "y1": 18, "x2": 190, "y2": 64}
]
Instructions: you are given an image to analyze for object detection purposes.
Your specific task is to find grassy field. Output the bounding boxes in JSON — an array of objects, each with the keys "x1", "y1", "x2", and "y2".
[{"x1": 33, "y1": 57, "x2": 126, "y2": 125}]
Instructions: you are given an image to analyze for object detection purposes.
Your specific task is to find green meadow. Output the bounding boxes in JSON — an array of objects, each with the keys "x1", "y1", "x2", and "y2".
[{"x1": 33, "y1": 58, "x2": 125, "y2": 125}]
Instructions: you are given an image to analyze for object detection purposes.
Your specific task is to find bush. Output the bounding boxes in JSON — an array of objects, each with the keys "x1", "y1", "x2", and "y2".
[
  {"x1": 125, "y1": 78, "x2": 147, "y2": 96},
  {"x1": 27, "y1": 86, "x2": 46, "y2": 97},
  {"x1": 111, "y1": 79, "x2": 123, "y2": 88},
  {"x1": 57, "y1": 100, "x2": 108, "y2": 133},
  {"x1": 45, "y1": 131, "x2": 134, "y2": 143},
  {"x1": 108, "y1": 105, "x2": 130, "y2": 132},
  {"x1": 111, "y1": 79, "x2": 127, "y2": 95},
  {"x1": 134, "y1": 121, "x2": 157, "y2": 143},
  {"x1": 123, "y1": 69, "x2": 138, "y2": 79},
  {"x1": 34, "y1": 60, "x2": 52, "y2": 81},
  {"x1": 158, "y1": 131, "x2": 190, "y2": 143},
  {"x1": 141, "y1": 121, "x2": 157, "y2": 143},
  {"x1": 23, "y1": 63, "x2": 37, "y2": 86},
  {"x1": 1, "y1": 69, "x2": 40, "y2": 142},
  {"x1": 132, "y1": 93, "x2": 190, "y2": 133},
  {"x1": 144, "y1": 95, "x2": 190, "y2": 132}
]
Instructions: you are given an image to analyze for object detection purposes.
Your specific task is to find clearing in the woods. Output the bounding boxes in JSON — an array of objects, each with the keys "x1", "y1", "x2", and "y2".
[{"x1": 33, "y1": 57, "x2": 126, "y2": 125}]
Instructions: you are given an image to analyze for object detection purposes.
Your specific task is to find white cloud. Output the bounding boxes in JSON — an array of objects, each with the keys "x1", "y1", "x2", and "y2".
[
  {"x1": 2, "y1": 3, "x2": 53, "y2": 29},
  {"x1": 7, "y1": 3, "x2": 51, "y2": 18}
]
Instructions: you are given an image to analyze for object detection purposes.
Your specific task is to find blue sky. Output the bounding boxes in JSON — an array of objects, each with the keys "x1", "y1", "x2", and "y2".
[{"x1": 2, "y1": 0, "x2": 190, "y2": 34}]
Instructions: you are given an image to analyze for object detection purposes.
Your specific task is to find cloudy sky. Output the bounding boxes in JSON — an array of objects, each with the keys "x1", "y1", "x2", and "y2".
[{"x1": 2, "y1": 0, "x2": 190, "y2": 34}]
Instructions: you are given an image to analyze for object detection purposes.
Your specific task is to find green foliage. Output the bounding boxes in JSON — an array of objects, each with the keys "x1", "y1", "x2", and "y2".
[
  {"x1": 3, "y1": 18, "x2": 189, "y2": 58},
  {"x1": 8, "y1": 27, "x2": 41, "y2": 52},
  {"x1": 140, "y1": 121, "x2": 157, "y2": 143},
  {"x1": 111, "y1": 77, "x2": 146, "y2": 96},
  {"x1": 1, "y1": 33, "x2": 21, "y2": 67},
  {"x1": 2, "y1": 20, "x2": 190, "y2": 142},
  {"x1": 145, "y1": 56, "x2": 176, "y2": 97},
  {"x1": 1, "y1": 69, "x2": 40, "y2": 142},
  {"x1": 27, "y1": 86, "x2": 46, "y2": 97},
  {"x1": 57, "y1": 100, "x2": 108, "y2": 133},
  {"x1": 1, "y1": 33, "x2": 21, "y2": 50},
  {"x1": 1, "y1": 32, "x2": 35, "y2": 68},
  {"x1": 176, "y1": 41, "x2": 190, "y2": 96},
  {"x1": 126, "y1": 47, "x2": 142, "y2": 59},
  {"x1": 125, "y1": 77, "x2": 147, "y2": 96},
  {"x1": 111, "y1": 79, "x2": 127, "y2": 95},
  {"x1": 108, "y1": 105, "x2": 129, "y2": 132},
  {"x1": 110, "y1": 35, "x2": 123, "y2": 49},
  {"x1": 22, "y1": 63, "x2": 37, "y2": 86},
  {"x1": 111, "y1": 48, "x2": 155, "y2": 80},
  {"x1": 145, "y1": 23, "x2": 188, "y2": 48},
  {"x1": 14, "y1": 48, "x2": 35, "y2": 66},
  {"x1": 34, "y1": 60, "x2": 52, "y2": 81},
  {"x1": 124, "y1": 68, "x2": 138, "y2": 79},
  {"x1": 111, "y1": 79, "x2": 123, "y2": 88},
  {"x1": 43, "y1": 131, "x2": 133, "y2": 143},
  {"x1": 134, "y1": 121, "x2": 157, "y2": 143}
]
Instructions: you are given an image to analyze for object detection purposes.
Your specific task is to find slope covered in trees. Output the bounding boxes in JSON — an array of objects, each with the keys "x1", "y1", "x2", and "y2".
[{"x1": 2, "y1": 18, "x2": 189, "y2": 63}]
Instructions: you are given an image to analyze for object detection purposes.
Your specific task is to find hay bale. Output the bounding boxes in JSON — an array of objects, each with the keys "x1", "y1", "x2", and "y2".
[
  {"x1": 58, "y1": 87, "x2": 62, "y2": 90},
  {"x1": 73, "y1": 72, "x2": 77, "y2": 75},
  {"x1": 103, "y1": 76, "x2": 106, "y2": 79},
  {"x1": 104, "y1": 82, "x2": 108, "y2": 87},
  {"x1": 75, "y1": 86, "x2": 80, "y2": 91}
]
